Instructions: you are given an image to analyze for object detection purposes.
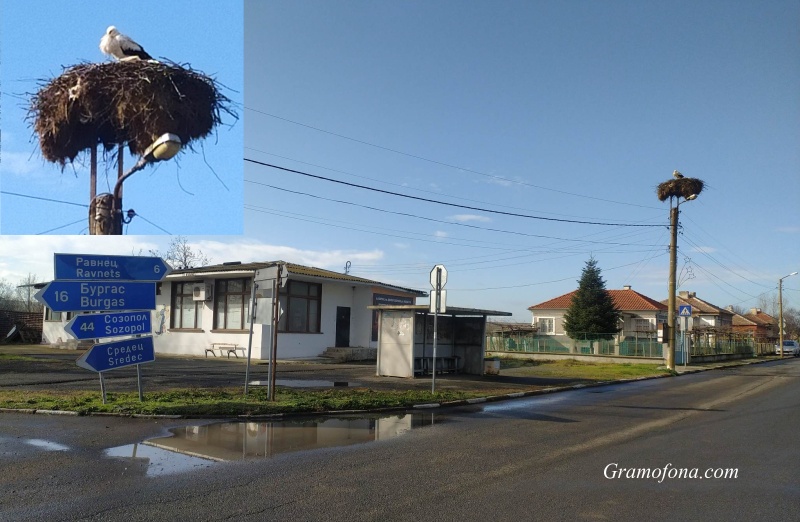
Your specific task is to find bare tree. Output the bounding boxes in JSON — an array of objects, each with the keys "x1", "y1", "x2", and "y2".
[
  {"x1": 757, "y1": 293, "x2": 780, "y2": 318},
  {"x1": 0, "y1": 278, "x2": 22, "y2": 311},
  {"x1": 150, "y1": 236, "x2": 211, "y2": 270},
  {"x1": 14, "y1": 273, "x2": 43, "y2": 312}
]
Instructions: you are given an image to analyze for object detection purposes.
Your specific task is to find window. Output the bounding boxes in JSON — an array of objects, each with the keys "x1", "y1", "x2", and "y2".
[
  {"x1": 45, "y1": 309, "x2": 73, "y2": 322},
  {"x1": 278, "y1": 281, "x2": 321, "y2": 333},
  {"x1": 171, "y1": 282, "x2": 203, "y2": 330},
  {"x1": 214, "y1": 278, "x2": 251, "y2": 331},
  {"x1": 537, "y1": 317, "x2": 555, "y2": 335},
  {"x1": 634, "y1": 318, "x2": 655, "y2": 333}
]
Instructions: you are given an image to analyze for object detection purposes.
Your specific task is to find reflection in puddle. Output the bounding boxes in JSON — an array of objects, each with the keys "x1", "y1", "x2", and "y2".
[
  {"x1": 24, "y1": 439, "x2": 69, "y2": 451},
  {"x1": 105, "y1": 412, "x2": 437, "y2": 476}
]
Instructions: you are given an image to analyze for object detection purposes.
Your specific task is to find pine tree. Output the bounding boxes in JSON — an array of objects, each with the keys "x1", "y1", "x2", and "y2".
[{"x1": 563, "y1": 257, "x2": 621, "y2": 340}]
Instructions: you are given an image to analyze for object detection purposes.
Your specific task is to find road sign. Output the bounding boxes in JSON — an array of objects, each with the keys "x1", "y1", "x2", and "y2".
[
  {"x1": 430, "y1": 264, "x2": 447, "y2": 289},
  {"x1": 65, "y1": 312, "x2": 152, "y2": 340},
  {"x1": 54, "y1": 254, "x2": 171, "y2": 281},
  {"x1": 76, "y1": 336, "x2": 155, "y2": 372},
  {"x1": 35, "y1": 281, "x2": 156, "y2": 312},
  {"x1": 430, "y1": 289, "x2": 447, "y2": 314},
  {"x1": 679, "y1": 305, "x2": 692, "y2": 317}
]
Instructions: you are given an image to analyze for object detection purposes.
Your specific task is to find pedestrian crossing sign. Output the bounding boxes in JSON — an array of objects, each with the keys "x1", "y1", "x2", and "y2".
[{"x1": 679, "y1": 305, "x2": 692, "y2": 317}]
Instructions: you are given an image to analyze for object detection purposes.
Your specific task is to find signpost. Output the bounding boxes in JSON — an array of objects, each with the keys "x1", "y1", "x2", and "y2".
[
  {"x1": 430, "y1": 264, "x2": 447, "y2": 394},
  {"x1": 678, "y1": 305, "x2": 692, "y2": 366},
  {"x1": 65, "y1": 312, "x2": 152, "y2": 340},
  {"x1": 44, "y1": 253, "x2": 167, "y2": 403}
]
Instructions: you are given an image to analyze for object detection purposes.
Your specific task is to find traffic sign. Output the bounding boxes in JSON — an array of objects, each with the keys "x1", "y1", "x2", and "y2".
[
  {"x1": 430, "y1": 264, "x2": 448, "y2": 289},
  {"x1": 65, "y1": 312, "x2": 152, "y2": 340},
  {"x1": 76, "y1": 336, "x2": 155, "y2": 372},
  {"x1": 54, "y1": 254, "x2": 171, "y2": 281},
  {"x1": 35, "y1": 281, "x2": 156, "y2": 312},
  {"x1": 430, "y1": 289, "x2": 447, "y2": 314},
  {"x1": 679, "y1": 305, "x2": 692, "y2": 317}
]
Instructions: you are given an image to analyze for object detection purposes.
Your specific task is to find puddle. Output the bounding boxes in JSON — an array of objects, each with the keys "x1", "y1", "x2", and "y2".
[
  {"x1": 24, "y1": 439, "x2": 70, "y2": 451},
  {"x1": 105, "y1": 412, "x2": 437, "y2": 476},
  {"x1": 249, "y1": 379, "x2": 360, "y2": 388}
]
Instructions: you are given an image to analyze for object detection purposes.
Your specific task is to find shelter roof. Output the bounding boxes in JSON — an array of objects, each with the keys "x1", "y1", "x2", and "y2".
[{"x1": 369, "y1": 305, "x2": 512, "y2": 317}]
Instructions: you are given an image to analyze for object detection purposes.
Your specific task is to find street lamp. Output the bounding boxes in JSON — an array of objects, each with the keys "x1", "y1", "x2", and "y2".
[
  {"x1": 778, "y1": 271, "x2": 798, "y2": 358},
  {"x1": 666, "y1": 193, "x2": 697, "y2": 371},
  {"x1": 91, "y1": 133, "x2": 182, "y2": 235}
]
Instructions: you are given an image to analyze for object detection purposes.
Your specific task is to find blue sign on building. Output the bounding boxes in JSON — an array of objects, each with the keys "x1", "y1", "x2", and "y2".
[
  {"x1": 76, "y1": 336, "x2": 155, "y2": 373},
  {"x1": 679, "y1": 305, "x2": 693, "y2": 317},
  {"x1": 54, "y1": 254, "x2": 171, "y2": 282},
  {"x1": 65, "y1": 312, "x2": 152, "y2": 340},
  {"x1": 35, "y1": 281, "x2": 156, "y2": 312}
]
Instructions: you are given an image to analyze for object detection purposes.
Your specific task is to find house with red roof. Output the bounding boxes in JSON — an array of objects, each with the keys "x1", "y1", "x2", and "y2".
[
  {"x1": 528, "y1": 285, "x2": 667, "y2": 356},
  {"x1": 729, "y1": 308, "x2": 777, "y2": 342}
]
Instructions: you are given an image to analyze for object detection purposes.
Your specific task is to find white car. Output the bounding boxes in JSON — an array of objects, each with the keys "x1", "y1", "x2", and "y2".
[{"x1": 776, "y1": 340, "x2": 800, "y2": 357}]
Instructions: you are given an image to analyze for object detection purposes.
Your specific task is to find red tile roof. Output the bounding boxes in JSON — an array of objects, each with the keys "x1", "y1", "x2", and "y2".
[{"x1": 528, "y1": 289, "x2": 667, "y2": 312}]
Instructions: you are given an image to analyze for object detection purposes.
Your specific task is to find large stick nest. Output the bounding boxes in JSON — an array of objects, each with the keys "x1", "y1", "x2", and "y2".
[
  {"x1": 656, "y1": 177, "x2": 705, "y2": 201},
  {"x1": 29, "y1": 60, "x2": 236, "y2": 165}
]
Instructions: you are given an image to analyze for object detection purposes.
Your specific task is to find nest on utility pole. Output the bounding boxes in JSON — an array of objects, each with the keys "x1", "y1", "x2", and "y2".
[
  {"x1": 656, "y1": 178, "x2": 705, "y2": 201},
  {"x1": 28, "y1": 60, "x2": 236, "y2": 166}
]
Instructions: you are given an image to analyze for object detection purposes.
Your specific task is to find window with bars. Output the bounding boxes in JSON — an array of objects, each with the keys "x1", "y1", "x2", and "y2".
[
  {"x1": 278, "y1": 281, "x2": 321, "y2": 333},
  {"x1": 171, "y1": 282, "x2": 203, "y2": 330},
  {"x1": 537, "y1": 317, "x2": 555, "y2": 335},
  {"x1": 214, "y1": 278, "x2": 251, "y2": 331}
]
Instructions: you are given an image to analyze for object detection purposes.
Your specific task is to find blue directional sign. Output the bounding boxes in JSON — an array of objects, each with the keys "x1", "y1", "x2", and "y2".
[
  {"x1": 54, "y1": 254, "x2": 171, "y2": 281},
  {"x1": 35, "y1": 281, "x2": 156, "y2": 312},
  {"x1": 65, "y1": 312, "x2": 152, "y2": 340},
  {"x1": 76, "y1": 336, "x2": 155, "y2": 373},
  {"x1": 679, "y1": 305, "x2": 693, "y2": 317}
]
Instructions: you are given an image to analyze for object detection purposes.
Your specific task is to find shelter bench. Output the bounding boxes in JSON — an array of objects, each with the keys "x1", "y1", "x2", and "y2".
[
  {"x1": 414, "y1": 356, "x2": 460, "y2": 375},
  {"x1": 205, "y1": 342, "x2": 244, "y2": 359}
]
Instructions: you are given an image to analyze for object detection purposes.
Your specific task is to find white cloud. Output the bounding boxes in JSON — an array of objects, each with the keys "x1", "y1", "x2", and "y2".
[
  {"x1": 777, "y1": 226, "x2": 800, "y2": 234},
  {"x1": 193, "y1": 239, "x2": 383, "y2": 270},
  {"x1": 0, "y1": 150, "x2": 42, "y2": 176},
  {"x1": 450, "y1": 214, "x2": 490, "y2": 223},
  {"x1": 433, "y1": 231, "x2": 448, "y2": 238}
]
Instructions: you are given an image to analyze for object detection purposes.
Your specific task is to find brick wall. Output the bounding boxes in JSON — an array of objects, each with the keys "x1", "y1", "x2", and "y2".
[{"x1": 0, "y1": 310, "x2": 44, "y2": 343}]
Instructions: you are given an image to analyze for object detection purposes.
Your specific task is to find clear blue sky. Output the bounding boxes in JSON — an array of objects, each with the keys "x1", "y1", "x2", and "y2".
[
  {"x1": 1, "y1": 1, "x2": 798, "y2": 323},
  {"x1": 0, "y1": 0, "x2": 243, "y2": 235}
]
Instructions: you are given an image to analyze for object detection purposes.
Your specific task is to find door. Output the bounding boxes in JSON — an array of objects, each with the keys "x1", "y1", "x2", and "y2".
[{"x1": 335, "y1": 306, "x2": 351, "y2": 347}]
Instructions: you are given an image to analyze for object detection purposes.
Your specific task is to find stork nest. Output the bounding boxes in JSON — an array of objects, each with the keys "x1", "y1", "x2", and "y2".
[
  {"x1": 656, "y1": 177, "x2": 705, "y2": 201},
  {"x1": 29, "y1": 60, "x2": 236, "y2": 165}
]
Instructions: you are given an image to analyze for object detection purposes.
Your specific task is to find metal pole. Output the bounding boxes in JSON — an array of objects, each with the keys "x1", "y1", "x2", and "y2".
[
  {"x1": 89, "y1": 144, "x2": 97, "y2": 234},
  {"x1": 244, "y1": 281, "x2": 257, "y2": 396},
  {"x1": 667, "y1": 204, "x2": 679, "y2": 371},
  {"x1": 99, "y1": 373, "x2": 107, "y2": 404},
  {"x1": 779, "y1": 278, "x2": 784, "y2": 358},
  {"x1": 432, "y1": 267, "x2": 441, "y2": 394},
  {"x1": 136, "y1": 364, "x2": 143, "y2": 401},
  {"x1": 269, "y1": 274, "x2": 280, "y2": 401}
]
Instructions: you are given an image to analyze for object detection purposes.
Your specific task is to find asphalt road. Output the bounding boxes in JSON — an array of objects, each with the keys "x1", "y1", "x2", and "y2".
[{"x1": 1, "y1": 357, "x2": 798, "y2": 521}]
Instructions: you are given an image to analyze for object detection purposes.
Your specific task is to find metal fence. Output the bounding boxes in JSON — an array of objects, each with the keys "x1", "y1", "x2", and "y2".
[{"x1": 485, "y1": 333, "x2": 663, "y2": 358}]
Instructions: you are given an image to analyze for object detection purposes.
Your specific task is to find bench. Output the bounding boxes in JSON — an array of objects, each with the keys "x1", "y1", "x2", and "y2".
[
  {"x1": 205, "y1": 343, "x2": 245, "y2": 359},
  {"x1": 414, "y1": 356, "x2": 460, "y2": 376}
]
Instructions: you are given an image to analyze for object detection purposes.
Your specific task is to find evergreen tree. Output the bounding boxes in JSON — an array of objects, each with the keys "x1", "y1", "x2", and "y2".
[{"x1": 563, "y1": 257, "x2": 620, "y2": 340}]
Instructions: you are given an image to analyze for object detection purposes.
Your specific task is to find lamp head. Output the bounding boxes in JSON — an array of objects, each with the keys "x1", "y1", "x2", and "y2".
[
  {"x1": 144, "y1": 133, "x2": 182, "y2": 162},
  {"x1": 685, "y1": 194, "x2": 697, "y2": 201}
]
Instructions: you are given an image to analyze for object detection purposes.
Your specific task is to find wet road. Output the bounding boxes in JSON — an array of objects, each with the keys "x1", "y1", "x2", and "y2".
[{"x1": 1, "y1": 359, "x2": 799, "y2": 521}]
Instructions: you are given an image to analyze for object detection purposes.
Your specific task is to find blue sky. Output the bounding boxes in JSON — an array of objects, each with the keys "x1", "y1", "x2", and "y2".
[
  {"x1": 1, "y1": 0, "x2": 798, "y2": 322},
  {"x1": 0, "y1": 0, "x2": 243, "y2": 235}
]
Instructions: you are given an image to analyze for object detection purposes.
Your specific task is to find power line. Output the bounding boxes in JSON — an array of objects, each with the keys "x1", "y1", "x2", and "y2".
[
  {"x1": 244, "y1": 179, "x2": 665, "y2": 247},
  {"x1": 246, "y1": 107, "x2": 664, "y2": 210},
  {"x1": 36, "y1": 218, "x2": 86, "y2": 235},
  {"x1": 131, "y1": 212, "x2": 172, "y2": 235},
  {"x1": 1, "y1": 191, "x2": 88, "y2": 208},
  {"x1": 245, "y1": 159, "x2": 665, "y2": 228}
]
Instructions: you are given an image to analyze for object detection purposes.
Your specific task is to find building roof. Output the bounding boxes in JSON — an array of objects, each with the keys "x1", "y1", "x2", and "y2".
[
  {"x1": 167, "y1": 261, "x2": 427, "y2": 296},
  {"x1": 659, "y1": 291, "x2": 734, "y2": 316},
  {"x1": 528, "y1": 287, "x2": 667, "y2": 312},
  {"x1": 368, "y1": 305, "x2": 512, "y2": 317},
  {"x1": 732, "y1": 308, "x2": 776, "y2": 327}
]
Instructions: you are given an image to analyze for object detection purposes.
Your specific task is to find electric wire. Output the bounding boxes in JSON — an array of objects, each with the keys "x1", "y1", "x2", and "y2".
[
  {"x1": 245, "y1": 159, "x2": 665, "y2": 228},
  {"x1": 246, "y1": 107, "x2": 664, "y2": 210},
  {"x1": 36, "y1": 218, "x2": 86, "y2": 235},
  {"x1": 1, "y1": 191, "x2": 88, "y2": 208}
]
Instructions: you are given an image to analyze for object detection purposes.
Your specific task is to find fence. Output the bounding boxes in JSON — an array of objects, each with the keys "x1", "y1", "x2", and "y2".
[{"x1": 486, "y1": 332, "x2": 662, "y2": 358}]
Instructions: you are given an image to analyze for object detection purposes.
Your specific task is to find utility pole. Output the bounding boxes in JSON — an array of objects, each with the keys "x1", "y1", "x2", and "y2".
[
  {"x1": 667, "y1": 205, "x2": 678, "y2": 371},
  {"x1": 778, "y1": 271, "x2": 798, "y2": 358}
]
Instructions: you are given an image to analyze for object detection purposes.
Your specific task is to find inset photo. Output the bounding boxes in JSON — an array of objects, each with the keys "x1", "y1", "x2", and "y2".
[{"x1": 1, "y1": 0, "x2": 243, "y2": 235}]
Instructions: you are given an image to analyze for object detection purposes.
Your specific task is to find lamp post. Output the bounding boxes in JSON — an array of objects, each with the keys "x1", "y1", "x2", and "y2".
[
  {"x1": 778, "y1": 271, "x2": 798, "y2": 358},
  {"x1": 666, "y1": 193, "x2": 697, "y2": 371},
  {"x1": 91, "y1": 133, "x2": 182, "y2": 235}
]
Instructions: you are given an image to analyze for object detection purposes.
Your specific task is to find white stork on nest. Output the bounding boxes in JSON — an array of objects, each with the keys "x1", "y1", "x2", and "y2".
[{"x1": 100, "y1": 26, "x2": 153, "y2": 61}]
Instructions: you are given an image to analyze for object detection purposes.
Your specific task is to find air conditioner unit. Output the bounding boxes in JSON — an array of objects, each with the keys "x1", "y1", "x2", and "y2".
[{"x1": 192, "y1": 282, "x2": 212, "y2": 301}]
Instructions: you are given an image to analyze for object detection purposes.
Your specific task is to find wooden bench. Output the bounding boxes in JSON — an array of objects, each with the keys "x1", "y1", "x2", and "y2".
[
  {"x1": 414, "y1": 356, "x2": 460, "y2": 375},
  {"x1": 205, "y1": 343, "x2": 245, "y2": 359}
]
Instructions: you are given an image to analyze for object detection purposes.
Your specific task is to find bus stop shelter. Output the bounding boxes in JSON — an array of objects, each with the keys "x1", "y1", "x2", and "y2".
[{"x1": 369, "y1": 305, "x2": 512, "y2": 378}]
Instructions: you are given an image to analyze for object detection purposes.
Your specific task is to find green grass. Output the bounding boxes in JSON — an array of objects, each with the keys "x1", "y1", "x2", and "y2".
[
  {"x1": 499, "y1": 358, "x2": 668, "y2": 380},
  {"x1": 0, "y1": 387, "x2": 490, "y2": 416}
]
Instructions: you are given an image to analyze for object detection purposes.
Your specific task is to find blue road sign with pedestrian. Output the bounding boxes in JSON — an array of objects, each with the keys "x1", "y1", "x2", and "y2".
[
  {"x1": 35, "y1": 281, "x2": 156, "y2": 312},
  {"x1": 76, "y1": 336, "x2": 155, "y2": 372},
  {"x1": 679, "y1": 305, "x2": 692, "y2": 317},
  {"x1": 65, "y1": 312, "x2": 152, "y2": 340},
  {"x1": 54, "y1": 254, "x2": 171, "y2": 281}
]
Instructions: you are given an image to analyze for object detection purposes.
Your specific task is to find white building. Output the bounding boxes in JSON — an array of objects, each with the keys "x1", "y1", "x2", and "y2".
[{"x1": 42, "y1": 261, "x2": 425, "y2": 360}]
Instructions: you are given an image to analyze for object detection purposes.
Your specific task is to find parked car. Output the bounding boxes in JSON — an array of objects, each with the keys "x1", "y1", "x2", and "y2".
[{"x1": 776, "y1": 340, "x2": 800, "y2": 357}]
